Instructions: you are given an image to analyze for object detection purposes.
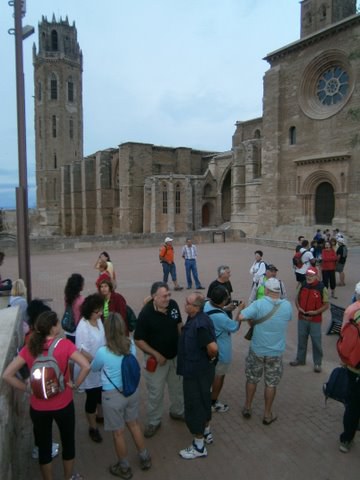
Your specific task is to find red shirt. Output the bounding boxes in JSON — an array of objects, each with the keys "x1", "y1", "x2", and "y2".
[
  {"x1": 321, "y1": 248, "x2": 337, "y2": 271},
  {"x1": 20, "y1": 337, "x2": 76, "y2": 411}
]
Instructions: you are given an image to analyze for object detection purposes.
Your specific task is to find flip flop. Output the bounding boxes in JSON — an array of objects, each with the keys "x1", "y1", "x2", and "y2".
[{"x1": 262, "y1": 415, "x2": 277, "y2": 426}]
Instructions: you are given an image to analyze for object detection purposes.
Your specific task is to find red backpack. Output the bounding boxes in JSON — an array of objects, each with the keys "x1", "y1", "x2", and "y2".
[{"x1": 336, "y1": 320, "x2": 360, "y2": 369}]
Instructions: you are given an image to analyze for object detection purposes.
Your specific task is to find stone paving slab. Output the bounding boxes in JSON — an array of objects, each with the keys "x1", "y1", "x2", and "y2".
[{"x1": 2, "y1": 240, "x2": 360, "y2": 479}]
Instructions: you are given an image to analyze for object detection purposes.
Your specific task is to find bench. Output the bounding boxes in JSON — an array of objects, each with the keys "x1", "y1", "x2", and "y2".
[{"x1": 326, "y1": 303, "x2": 345, "y2": 335}]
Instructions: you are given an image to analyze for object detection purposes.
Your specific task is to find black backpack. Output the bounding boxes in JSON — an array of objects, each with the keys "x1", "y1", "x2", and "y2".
[{"x1": 323, "y1": 367, "x2": 349, "y2": 404}]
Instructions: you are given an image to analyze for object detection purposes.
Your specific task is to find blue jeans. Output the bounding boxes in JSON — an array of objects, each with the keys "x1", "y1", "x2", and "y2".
[
  {"x1": 162, "y1": 262, "x2": 177, "y2": 283},
  {"x1": 184, "y1": 259, "x2": 201, "y2": 288},
  {"x1": 296, "y1": 319, "x2": 323, "y2": 365}
]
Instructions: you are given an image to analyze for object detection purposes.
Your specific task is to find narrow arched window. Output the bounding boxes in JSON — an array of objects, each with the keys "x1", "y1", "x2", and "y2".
[
  {"x1": 289, "y1": 126, "x2": 296, "y2": 145},
  {"x1": 37, "y1": 81, "x2": 42, "y2": 101},
  {"x1": 51, "y1": 30, "x2": 58, "y2": 51},
  {"x1": 254, "y1": 129, "x2": 261, "y2": 139},
  {"x1": 50, "y1": 74, "x2": 57, "y2": 100},
  {"x1": 52, "y1": 115, "x2": 57, "y2": 138},
  {"x1": 54, "y1": 152, "x2": 57, "y2": 169},
  {"x1": 67, "y1": 77, "x2": 74, "y2": 102},
  {"x1": 175, "y1": 184, "x2": 181, "y2": 214},
  {"x1": 162, "y1": 183, "x2": 168, "y2": 214},
  {"x1": 69, "y1": 118, "x2": 74, "y2": 139}
]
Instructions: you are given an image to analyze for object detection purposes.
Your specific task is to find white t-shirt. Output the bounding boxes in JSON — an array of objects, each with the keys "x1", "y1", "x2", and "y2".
[{"x1": 295, "y1": 248, "x2": 314, "y2": 274}]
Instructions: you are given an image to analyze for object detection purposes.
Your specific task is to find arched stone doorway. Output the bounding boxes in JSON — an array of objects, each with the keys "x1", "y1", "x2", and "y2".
[
  {"x1": 315, "y1": 182, "x2": 335, "y2": 224},
  {"x1": 202, "y1": 202, "x2": 214, "y2": 227},
  {"x1": 221, "y1": 170, "x2": 231, "y2": 222}
]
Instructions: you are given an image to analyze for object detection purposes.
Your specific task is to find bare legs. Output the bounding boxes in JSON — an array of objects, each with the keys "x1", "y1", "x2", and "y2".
[{"x1": 243, "y1": 381, "x2": 277, "y2": 419}]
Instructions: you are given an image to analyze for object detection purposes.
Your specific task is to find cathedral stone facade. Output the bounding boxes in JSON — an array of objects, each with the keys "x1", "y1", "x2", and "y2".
[{"x1": 33, "y1": 0, "x2": 360, "y2": 241}]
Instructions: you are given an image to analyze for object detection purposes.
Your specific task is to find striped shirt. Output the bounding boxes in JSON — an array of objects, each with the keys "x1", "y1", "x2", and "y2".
[{"x1": 182, "y1": 244, "x2": 198, "y2": 260}]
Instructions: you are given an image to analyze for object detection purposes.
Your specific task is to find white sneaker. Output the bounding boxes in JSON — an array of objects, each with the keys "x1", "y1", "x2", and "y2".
[
  {"x1": 179, "y1": 442, "x2": 207, "y2": 459},
  {"x1": 204, "y1": 431, "x2": 213, "y2": 444},
  {"x1": 32, "y1": 442, "x2": 59, "y2": 459},
  {"x1": 211, "y1": 401, "x2": 229, "y2": 413}
]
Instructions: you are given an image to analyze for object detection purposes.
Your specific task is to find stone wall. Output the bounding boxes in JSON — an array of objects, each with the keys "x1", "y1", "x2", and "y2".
[{"x1": 0, "y1": 306, "x2": 32, "y2": 480}]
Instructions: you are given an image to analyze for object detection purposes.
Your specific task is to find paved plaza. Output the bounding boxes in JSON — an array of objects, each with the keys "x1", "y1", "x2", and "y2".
[{"x1": 3, "y1": 240, "x2": 360, "y2": 479}]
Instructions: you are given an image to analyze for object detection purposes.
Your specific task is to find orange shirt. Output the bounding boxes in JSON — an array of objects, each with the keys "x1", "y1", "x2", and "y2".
[{"x1": 160, "y1": 244, "x2": 174, "y2": 264}]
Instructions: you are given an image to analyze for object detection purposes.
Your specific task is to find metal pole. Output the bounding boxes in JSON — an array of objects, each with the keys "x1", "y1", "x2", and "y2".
[{"x1": 13, "y1": 0, "x2": 32, "y2": 301}]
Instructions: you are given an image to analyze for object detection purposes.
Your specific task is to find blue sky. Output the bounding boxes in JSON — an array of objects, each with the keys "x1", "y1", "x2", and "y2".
[{"x1": 0, "y1": 0, "x2": 304, "y2": 208}]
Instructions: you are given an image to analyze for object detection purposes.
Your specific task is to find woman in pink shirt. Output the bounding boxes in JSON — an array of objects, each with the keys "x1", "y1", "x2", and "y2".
[{"x1": 2, "y1": 310, "x2": 90, "y2": 480}]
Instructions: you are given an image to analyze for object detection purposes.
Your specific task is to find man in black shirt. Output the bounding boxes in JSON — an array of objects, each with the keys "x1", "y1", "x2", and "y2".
[
  {"x1": 207, "y1": 265, "x2": 236, "y2": 317},
  {"x1": 134, "y1": 281, "x2": 184, "y2": 438}
]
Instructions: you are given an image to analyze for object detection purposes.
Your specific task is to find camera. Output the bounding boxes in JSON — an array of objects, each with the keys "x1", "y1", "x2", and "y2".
[{"x1": 232, "y1": 300, "x2": 240, "y2": 306}]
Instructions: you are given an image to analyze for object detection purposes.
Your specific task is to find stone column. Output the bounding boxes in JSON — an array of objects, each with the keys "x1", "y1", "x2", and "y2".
[{"x1": 167, "y1": 179, "x2": 175, "y2": 233}]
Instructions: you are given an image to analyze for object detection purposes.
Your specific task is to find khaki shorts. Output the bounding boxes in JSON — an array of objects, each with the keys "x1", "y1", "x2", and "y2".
[
  {"x1": 102, "y1": 389, "x2": 139, "y2": 431},
  {"x1": 215, "y1": 361, "x2": 231, "y2": 376},
  {"x1": 245, "y1": 349, "x2": 283, "y2": 387}
]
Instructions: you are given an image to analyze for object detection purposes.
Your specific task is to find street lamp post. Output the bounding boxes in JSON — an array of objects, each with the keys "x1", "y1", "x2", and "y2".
[{"x1": 10, "y1": 0, "x2": 33, "y2": 301}]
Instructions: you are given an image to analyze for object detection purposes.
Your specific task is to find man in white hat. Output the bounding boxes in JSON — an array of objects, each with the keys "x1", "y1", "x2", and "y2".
[
  {"x1": 159, "y1": 237, "x2": 183, "y2": 291},
  {"x1": 238, "y1": 278, "x2": 292, "y2": 425}
]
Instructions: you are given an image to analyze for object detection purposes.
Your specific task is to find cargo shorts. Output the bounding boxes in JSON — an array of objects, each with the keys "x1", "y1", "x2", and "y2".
[{"x1": 245, "y1": 349, "x2": 283, "y2": 387}]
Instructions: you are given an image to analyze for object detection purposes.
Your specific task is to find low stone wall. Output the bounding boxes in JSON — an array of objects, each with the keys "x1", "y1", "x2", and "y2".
[{"x1": 0, "y1": 307, "x2": 32, "y2": 480}]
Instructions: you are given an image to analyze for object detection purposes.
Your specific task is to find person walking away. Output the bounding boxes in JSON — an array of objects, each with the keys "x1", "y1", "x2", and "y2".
[
  {"x1": 290, "y1": 267, "x2": 329, "y2": 373},
  {"x1": 177, "y1": 293, "x2": 218, "y2": 459},
  {"x1": 2, "y1": 310, "x2": 90, "y2": 480},
  {"x1": 91, "y1": 312, "x2": 151, "y2": 477},
  {"x1": 181, "y1": 238, "x2": 205, "y2": 290},
  {"x1": 159, "y1": 237, "x2": 183, "y2": 291}
]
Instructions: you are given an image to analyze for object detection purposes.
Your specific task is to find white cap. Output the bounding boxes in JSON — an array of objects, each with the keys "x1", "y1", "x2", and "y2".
[
  {"x1": 355, "y1": 282, "x2": 360, "y2": 295},
  {"x1": 164, "y1": 237, "x2": 173, "y2": 243},
  {"x1": 265, "y1": 278, "x2": 281, "y2": 293}
]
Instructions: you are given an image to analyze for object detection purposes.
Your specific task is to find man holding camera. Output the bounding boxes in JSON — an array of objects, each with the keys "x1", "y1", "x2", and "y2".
[{"x1": 204, "y1": 285, "x2": 244, "y2": 412}]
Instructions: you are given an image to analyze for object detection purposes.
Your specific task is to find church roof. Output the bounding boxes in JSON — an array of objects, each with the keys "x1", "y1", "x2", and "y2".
[{"x1": 264, "y1": 13, "x2": 360, "y2": 64}]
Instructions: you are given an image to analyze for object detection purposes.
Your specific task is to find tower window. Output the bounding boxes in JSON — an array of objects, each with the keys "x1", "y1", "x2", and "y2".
[
  {"x1": 52, "y1": 115, "x2": 57, "y2": 138},
  {"x1": 50, "y1": 74, "x2": 57, "y2": 100},
  {"x1": 54, "y1": 153, "x2": 57, "y2": 169},
  {"x1": 175, "y1": 184, "x2": 181, "y2": 214},
  {"x1": 51, "y1": 30, "x2": 58, "y2": 51},
  {"x1": 289, "y1": 126, "x2": 296, "y2": 145},
  {"x1": 68, "y1": 80, "x2": 74, "y2": 102},
  {"x1": 69, "y1": 118, "x2": 74, "y2": 139},
  {"x1": 37, "y1": 81, "x2": 42, "y2": 101},
  {"x1": 162, "y1": 184, "x2": 168, "y2": 214},
  {"x1": 38, "y1": 117, "x2": 42, "y2": 139}
]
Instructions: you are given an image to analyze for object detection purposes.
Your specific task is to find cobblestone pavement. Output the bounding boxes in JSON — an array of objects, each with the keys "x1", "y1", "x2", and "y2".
[{"x1": 3, "y1": 241, "x2": 360, "y2": 479}]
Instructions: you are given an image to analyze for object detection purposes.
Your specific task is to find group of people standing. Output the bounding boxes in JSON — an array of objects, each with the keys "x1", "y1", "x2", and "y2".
[{"x1": 1, "y1": 235, "x2": 358, "y2": 480}]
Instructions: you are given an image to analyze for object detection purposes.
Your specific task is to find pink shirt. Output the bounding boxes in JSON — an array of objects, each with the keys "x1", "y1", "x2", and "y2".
[
  {"x1": 342, "y1": 300, "x2": 360, "y2": 331},
  {"x1": 72, "y1": 295, "x2": 85, "y2": 326},
  {"x1": 20, "y1": 337, "x2": 76, "y2": 411}
]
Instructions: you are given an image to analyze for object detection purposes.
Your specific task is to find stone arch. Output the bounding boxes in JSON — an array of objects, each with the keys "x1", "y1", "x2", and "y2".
[
  {"x1": 219, "y1": 167, "x2": 232, "y2": 222},
  {"x1": 300, "y1": 170, "x2": 338, "y2": 225},
  {"x1": 315, "y1": 182, "x2": 335, "y2": 224},
  {"x1": 202, "y1": 202, "x2": 215, "y2": 227}
]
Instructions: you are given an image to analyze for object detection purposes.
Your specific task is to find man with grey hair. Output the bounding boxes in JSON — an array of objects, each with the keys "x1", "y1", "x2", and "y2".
[
  {"x1": 238, "y1": 278, "x2": 292, "y2": 425},
  {"x1": 177, "y1": 292, "x2": 218, "y2": 459},
  {"x1": 134, "y1": 281, "x2": 184, "y2": 438},
  {"x1": 207, "y1": 265, "x2": 237, "y2": 317}
]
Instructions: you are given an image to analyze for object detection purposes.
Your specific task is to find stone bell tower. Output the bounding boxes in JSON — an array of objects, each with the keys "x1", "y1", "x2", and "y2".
[
  {"x1": 33, "y1": 15, "x2": 83, "y2": 231},
  {"x1": 300, "y1": 0, "x2": 357, "y2": 37}
]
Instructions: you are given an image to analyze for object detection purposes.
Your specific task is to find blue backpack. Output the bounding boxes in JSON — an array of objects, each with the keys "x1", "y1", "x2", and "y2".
[
  {"x1": 323, "y1": 367, "x2": 349, "y2": 404},
  {"x1": 121, "y1": 354, "x2": 141, "y2": 397}
]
